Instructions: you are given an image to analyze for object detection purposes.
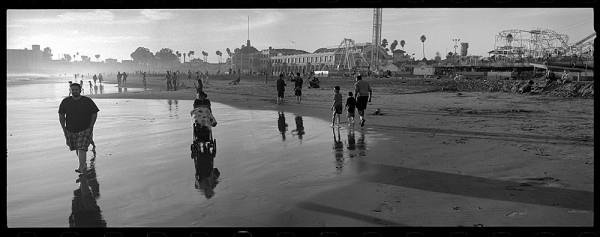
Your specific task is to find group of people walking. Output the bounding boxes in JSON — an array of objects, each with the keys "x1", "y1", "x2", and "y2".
[
  {"x1": 276, "y1": 73, "x2": 372, "y2": 127},
  {"x1": 331, "y1": 75, "x2": 372, "y2": 127}
]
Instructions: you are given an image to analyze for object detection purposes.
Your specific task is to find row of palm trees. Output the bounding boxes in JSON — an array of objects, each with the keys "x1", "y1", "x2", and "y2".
[
  {"x1": 174, "y1": 48, "x2": 233, "y2": 64},
  {"x1": 381, "y1": 35, "x2": 427, "y2": 60}
]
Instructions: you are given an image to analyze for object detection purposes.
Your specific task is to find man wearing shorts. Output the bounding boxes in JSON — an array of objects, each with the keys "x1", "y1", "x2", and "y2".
[
  {"x1": 276, "y1": 74, "x2": 287, "y2": 105},
  {"x1": 59, "y1": 83, "x2": 99, "y2": 174},
  {"x1": 353, "y1": 75, "x2": 372, "y2": 127},
  {"x1": 294, "y1": 73, "x2": 303, "y2": 103}
]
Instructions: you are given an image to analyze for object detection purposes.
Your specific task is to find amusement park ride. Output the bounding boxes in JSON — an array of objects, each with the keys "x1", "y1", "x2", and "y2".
[{"x1": 492, "y1": 28, "x2": 594, "y2": 70}]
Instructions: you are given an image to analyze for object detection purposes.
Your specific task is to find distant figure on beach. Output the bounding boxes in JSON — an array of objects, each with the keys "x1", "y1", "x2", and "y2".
[
  {"x1": 117, "y1": 72, "x2": 122, "y2": 85},
  {"x1": 331, "y1": 86, "x2": 343, "y2": 127},
  {"x1": 68, "y1": 81, "x2": 73, "y2": 96},
  {"x1": 308, "y1": 77, "x2": 320, "y2": 88},
  {"x1": 165, "y1": 71, "x2": 172, "y2": 91},
  {"x1": 345, "y1": 92, "x2": 356, "y2": 126},
  {"x1": 80, "y1": 80, "x2": 84, "y2": 95},
  {"x1": 98, "y1": 73, "x2": 103, "y2": 84},
  {"x1": 518, "y1": 80, "x2": 534, "y2": 94},
  {"x1": 276, "y1": 74, "x2": 287, "y2": 105},
  {"x1": 560, "y1": 70, "x2": 571, "y2": 84},
  {"x1": 188, "y1": 70, "x2": 192, "y2": 82},
  {"x1": 195, "y1": 78, "x2": 204, "y2": 95},
  {"x1": 229, "y1": 76, "x2": 241, "y2": 85},
  {"x1": 545, "y1": 69, "x2": 556, "y2": 83},
  {"x1": 92, "y1": 74, "x2": 97, "y2": 85},
  {"x1": 277, "y1": 112, "x2": 288, "y2": 141},
  {"x1": 142, "y1": 72, "x2": 147, "y2": 87},
  {"x1": 294, "y1": 73, "x2": 303, "y2": 103},
  {"x1": 59, "y1": 83, "x2": 99, "y2": 174},
  {"x1": 94, "y1": 84, "x2": 98, "y2": 94},
  {"x1": 354, "y1": 75, "x2": 372, "y2": 127},
  {"x1": 88, "y1": 81, "x2": 93, "y2": 92},
  {"x1": 172, "y1": 72, "x2": 178, "y2": 91},
  {"x1": 194, "y1": 91, "x2": 212, "y2": 112},
  {"x1": 122, "y1": 72, "x2": 128, "y2": 85}
]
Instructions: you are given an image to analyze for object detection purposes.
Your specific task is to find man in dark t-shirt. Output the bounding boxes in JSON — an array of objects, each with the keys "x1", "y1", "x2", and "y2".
[
  {"x1": 276, "y1": 74, "x2": 287, "y2": 105},
  {"x1": 59, "y1": 83, "x2": 100, "y2": 174},
  {"x1": 294, "y1": 73, "x2": 303, "y2": 104}
]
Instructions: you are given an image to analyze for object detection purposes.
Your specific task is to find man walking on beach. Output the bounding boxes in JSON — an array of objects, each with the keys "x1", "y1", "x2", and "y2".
[
  {"x1": 59, "y1": 83, "x2": 99, "y2": 174},
  {"x1": 276, "y1": 74, "x2": 287, "y2": 105},
  {"x1": 353, "y1": 75, "x2": 372, "y2": 127},
  {"x1": 166, "y1": 71, "x2": 172, "y2": 91}
]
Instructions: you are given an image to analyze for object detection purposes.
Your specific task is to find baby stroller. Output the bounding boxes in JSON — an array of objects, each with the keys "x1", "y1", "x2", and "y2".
[{"x1": 190, "y1": 107, "x2": 217, "y2": 158}]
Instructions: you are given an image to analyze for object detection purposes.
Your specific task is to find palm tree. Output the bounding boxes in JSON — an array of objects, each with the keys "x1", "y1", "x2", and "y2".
[
  {"x1": 202, "y1": 51, "x2": 208, "y2": 63},
  {"x1": 400, "y1": 40, "x2": 405, "y2": 50},
  {"x1": 95, "y1": 54, "x2": 100, "y2": 62},
  {"x1": 188, "y1": 51, "x2": 194, "y2": 61},
  {"x1": 420, "y1": 35, "x2": 426, "y2": 59}
]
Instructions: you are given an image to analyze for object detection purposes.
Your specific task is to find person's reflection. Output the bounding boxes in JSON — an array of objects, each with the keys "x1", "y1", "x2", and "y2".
[
  {"x1": 93, "y1": 85, "x2": 98, "y2": 95},
  {"x1": 118, "y1": 86, "x2": 122, "y2": 93},
  {"x1": 277, "y1": 112, "x2": 288, "y2": 141},
  {"x1": 346, "y1": 129, "x2": 356, "y2": 151},
  {"x1": 123, "y1": 87, "x2": 128, "y2": 93},
  {"x1": 356, "y1": 129, "x2": 367, "y2": 157},
  {"x1": 174, "y1": 99, "x2": 179, "y2": 119},
  {"x1": 291, "y1": 116, "x2": 305, "y2": 140},
  {"x1": 332, "y1": 127, "x2": 345, "y2": 172},
  {"x1": 193, "y1": 144, "x2": 220, "y2": 199},
  {"x1": 69, "y1": 153, "x2": 106, "y2": 227},
  {"x1": 168, "y1": 99, "x2": 173, "y2": 118},
  {"x1": 99, "y1": 84, "x2": 104, "y2": 94}
]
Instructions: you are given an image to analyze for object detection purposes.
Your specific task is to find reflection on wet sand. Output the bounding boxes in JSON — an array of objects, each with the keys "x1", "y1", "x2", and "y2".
[
  {"x1": 193, "y1": 145, "x2": 220, "y2": 199},
  {"x1": 69, "y1": 153, "x2": 106, "y2": 227},
  {"x1": 277, "y1": 112, "x2": 288, "y2": 141},
  {"x1": 332, "y1": 127, "x2": 367, "y2": 172},
  {"x1": 168, "y1": 99, "x2": 179, "y2": 119},
  {"x1": 93, "y1": 85, "x2": 98, "y2": 95},
  {"x1": 99, "y1": 84, "x2": 104, "y2": 94},
  {"x1": 333, "y1": 127, "x2": 344, "y2": 172},
  {"x1": 291, "y1": 116, "x2": 305, "y2": 140}
]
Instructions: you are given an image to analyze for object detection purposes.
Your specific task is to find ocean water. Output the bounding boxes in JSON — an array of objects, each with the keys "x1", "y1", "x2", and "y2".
[{"x1": 7, "y1": 77, "x2": 381, "y2": 227}]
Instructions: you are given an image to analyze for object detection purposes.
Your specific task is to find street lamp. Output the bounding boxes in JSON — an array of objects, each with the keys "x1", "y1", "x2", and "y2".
[{"x1": 452, "y1": 38, "x2": 460, "y2": 55}]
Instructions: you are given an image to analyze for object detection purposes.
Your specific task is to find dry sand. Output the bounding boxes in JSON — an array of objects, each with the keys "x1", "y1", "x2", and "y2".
[{"x1": 85, "y1": 73, "x2": 593, "y2": 226}]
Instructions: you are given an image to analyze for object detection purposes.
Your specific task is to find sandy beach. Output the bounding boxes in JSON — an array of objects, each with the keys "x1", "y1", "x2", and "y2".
[{"x1": 7, "y1": 73, "x2": 593, "y2": 227}]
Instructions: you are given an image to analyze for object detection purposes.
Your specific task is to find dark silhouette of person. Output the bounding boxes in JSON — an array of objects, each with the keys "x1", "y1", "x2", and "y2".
[
  {"x1": 68, "y1": 154, "x2": 106, "y2": 227},
  {"x1": 193, "y1": 143, "x2": 220, "y2": 199},
  {"x1": 277, "y1": 112, "x2": 288, "y2": 141},
  {"x1": 332, "y1": 127, "x2": 345, "y2": 172},
  {"x1": 347, "y1": 129, "x2": 356, "y2": 151},
  {"x1": 291, "y1": 116, "x2": 305, "y2": 140}
]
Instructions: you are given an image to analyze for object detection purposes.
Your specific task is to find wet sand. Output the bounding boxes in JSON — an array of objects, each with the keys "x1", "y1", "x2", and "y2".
[{"x1": 6, "y1": 74, "x2": 593, "y2": 227}]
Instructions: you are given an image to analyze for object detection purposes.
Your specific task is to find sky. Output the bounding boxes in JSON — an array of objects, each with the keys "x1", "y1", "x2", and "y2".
[{"x1": 6, "y1": 8, "x2": 595, "y2": 63}]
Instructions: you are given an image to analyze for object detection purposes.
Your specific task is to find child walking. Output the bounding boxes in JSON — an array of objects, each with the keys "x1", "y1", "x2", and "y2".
[
  {"x1": 345, "y1": 91, "x2": 356, "y2": 126},
  {"x1": 331, "y1": 86, "x2": 343, "y2": 127}
]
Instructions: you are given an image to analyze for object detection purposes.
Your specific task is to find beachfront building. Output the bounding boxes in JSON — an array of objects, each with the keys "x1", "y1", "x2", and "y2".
[
  {"x1": 7, "y1": 45, "x2": 43, "y2": 71},
  {"x1": 269, "y1": 41, "x2": 392, "y2": 75},
  {"x1": 230, "y1": 40, "x2": 259, "y2": 74}
]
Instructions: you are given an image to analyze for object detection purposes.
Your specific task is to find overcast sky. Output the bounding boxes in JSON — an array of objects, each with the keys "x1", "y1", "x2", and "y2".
[{"x1": 6, "y1": 8, "x2": 594, "y2": 62}]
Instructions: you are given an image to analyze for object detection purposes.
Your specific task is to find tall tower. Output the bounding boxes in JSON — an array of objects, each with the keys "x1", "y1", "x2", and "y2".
[{"x1": 371, "y1": 8, "x2": 382, "y2": 71}]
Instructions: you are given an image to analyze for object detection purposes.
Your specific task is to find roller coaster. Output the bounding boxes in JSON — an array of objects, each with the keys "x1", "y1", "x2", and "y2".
[{"x1": 492, "y1": 28, "x2": 594, "y2": 61}]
